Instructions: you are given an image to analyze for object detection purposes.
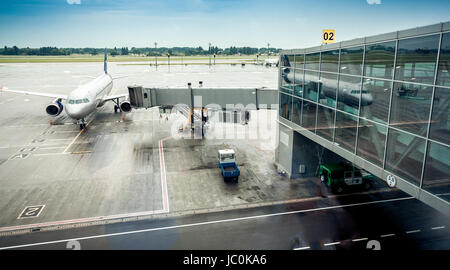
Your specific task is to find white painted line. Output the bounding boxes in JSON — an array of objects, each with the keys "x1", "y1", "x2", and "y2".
[
  {"x1": 33, "y1": 153, "x2": 70, "y2": 157},
  {"x1": 431, "y1": 226, "x2": 445, "y2": 230},
  {"x1": 324, "y1": 242, "x2": 340, "y2": 246},
  {"x1": 380, "y1": 233, "x2": 395, "y2": 238},
  {"x1": 0, "y1": 196, "x2": 414, "y2": 250},
  {"x1": 352, "y1": 237, "x2": 368, "y2": 242},
  {"x1": 38, "y1": 146, "x2": 67, "y2": 150},
  {"x1": 406, "y1": 229, "x2": 421, "y2": 234},
  {"x1": 293, "y1": 246, "x2": 310, "y2": 250}
]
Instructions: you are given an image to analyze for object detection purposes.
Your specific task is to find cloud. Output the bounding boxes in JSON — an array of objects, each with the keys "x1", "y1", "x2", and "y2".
[
  {"x1": 67, "y1": 0, "x2": 81, "y2": 5},
  {"x1": 366, "y1": 0, "x2": 381, "y2": 4}
]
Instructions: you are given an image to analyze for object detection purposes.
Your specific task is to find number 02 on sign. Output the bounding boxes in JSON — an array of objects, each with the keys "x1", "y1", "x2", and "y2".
[{"x1": 322, "y1": 30, "x2": 335, "y2": 44}]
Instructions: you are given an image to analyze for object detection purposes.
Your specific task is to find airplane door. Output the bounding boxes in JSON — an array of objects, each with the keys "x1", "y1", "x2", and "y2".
[{"x1": 143, "y1": 89, "x2": 151, "y2": 108}]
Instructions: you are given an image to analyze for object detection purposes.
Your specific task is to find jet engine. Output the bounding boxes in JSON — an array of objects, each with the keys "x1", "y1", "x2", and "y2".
[
  {"x1": 46, "y1": 99, "x2": 64, "y2": 116},
  {"x1": 119, "y1": 100, "x2": 132, "y2": 113}
]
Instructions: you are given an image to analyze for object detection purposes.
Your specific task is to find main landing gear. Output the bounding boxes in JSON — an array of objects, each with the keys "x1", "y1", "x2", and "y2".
[{"x1": 113, "y1": 98, "x2": 121, "y2": 114}]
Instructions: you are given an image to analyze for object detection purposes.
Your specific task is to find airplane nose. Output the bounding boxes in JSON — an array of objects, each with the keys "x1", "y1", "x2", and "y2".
[{"x1": 66, "y1": 104, "x2": 86, "y2": 120}]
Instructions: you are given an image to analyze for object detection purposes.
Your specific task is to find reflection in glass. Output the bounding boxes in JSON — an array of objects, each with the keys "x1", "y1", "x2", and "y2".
[
  {"x1": 385, "y1": 128, "x2": 425, "y2": 186},
  {"x1": 429, "y1": 87, "x2": 450, "y2": 145},
  {"x1": 340, "y1": 46, "x2": 364, "y2": 75},
  {"x1": 292, "y1": 97, "x2": 302, "y2": 126},
  {"x1": 335, "y1": 111, "x2": 358, "y2": 153},
  {"x1": 364, "y1": 41, "x2": 396, "y2": 79},
  {"x1": 294, "y1": 54, "x2": 305, "y2": 69},
  {"x1": 293, "y1": 69, "x2": 304, "y2": 97},
  {"x1": 279, "y1": 93, "x2": 292, "y2": 120},
  {"x1": 395, "y1": 34, "x2": 439, "y2": 84},
  {"x1": 283, "y1": 54, "x2": 295, "y2": 67},
  {"x1": 320, "y1": 49, "x2": 339, "y2": 73},
  {"x1": 360, "y1": 78, "x2": 391, "y2": 124},
  {"x1": 316, "y1": 105, "x2": 335, "y2": 141},
  {"x1": 304, "y1": 71, "x2": 320, "y2": 102},
  {"x1": 356, "y1": 119, "x2": 387, "y2": 167},
  {"x1": 318, "y1": 72, "x2": 338, "y2": 108},
  {"x1": 390, "y1": 82, "x2": 432, "y2": 137},
  {"x1": 423, "y1": 141, "x2": 450, "y2": 202},
  {"x1": 305, "y1": 52, "x2": 320, "y2": 70},
  {"x1": 280, "y1": 66, "x2": 295, "y2": 93},
  {"x1": 302, "y1": 100, "x2": 317, "y2": 131},
  {"x1": 437, "y1": 33, "x2": 450, "y2": 86},
  {"x1": 337, "y1": 75, "x2": 361, "y2": 115}
]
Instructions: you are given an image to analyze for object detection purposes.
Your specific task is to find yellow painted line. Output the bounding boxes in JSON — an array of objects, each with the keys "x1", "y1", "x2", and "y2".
[{"x1": 62, "y1": 109, "x2": 102, "y2": 153}]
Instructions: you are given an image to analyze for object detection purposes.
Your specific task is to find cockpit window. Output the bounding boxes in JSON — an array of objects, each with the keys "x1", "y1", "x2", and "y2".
[
  {"x1": 75, "y1": 99, "x2": 82, "y2": 104},
  {"x1": 83, "y1": 98, "x2": 89, "y2": 103},
  {"x1": 68, "y1": 100, "x2": 75, "y2": 104}
]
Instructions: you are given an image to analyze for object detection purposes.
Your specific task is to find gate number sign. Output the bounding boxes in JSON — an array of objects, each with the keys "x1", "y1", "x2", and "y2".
[
  {"x1": 322, "y1": 29, "x2": 335, "y2": 44},
  {"x1": 18, "y1": 205, "x2": 45, "y2": 219}
]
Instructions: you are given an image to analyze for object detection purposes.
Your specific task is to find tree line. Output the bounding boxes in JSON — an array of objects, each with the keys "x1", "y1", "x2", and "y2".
[{"x1": 1, "y1": 46, "x2": 281, "y2": 56}]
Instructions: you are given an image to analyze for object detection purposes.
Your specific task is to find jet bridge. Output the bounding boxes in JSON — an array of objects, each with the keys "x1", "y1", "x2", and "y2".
[{"x1": 127, "y1": 84, "x2": 278, "y2": 135}]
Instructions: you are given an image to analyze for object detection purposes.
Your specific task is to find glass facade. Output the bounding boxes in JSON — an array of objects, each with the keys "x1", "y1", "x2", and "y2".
[{"x1": 279, "y1": 29, "x2": 450, "y2": 202}]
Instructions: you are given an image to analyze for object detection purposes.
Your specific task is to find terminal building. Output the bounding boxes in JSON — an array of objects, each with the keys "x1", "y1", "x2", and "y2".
[{"x1": 276, "y1": 22, "x2": 450, "y2": 214}]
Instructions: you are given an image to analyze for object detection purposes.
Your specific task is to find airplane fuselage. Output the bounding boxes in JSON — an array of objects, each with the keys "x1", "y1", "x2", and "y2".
[{"x1": 65, "y1": 73, "x2": 113, "y2": 120}]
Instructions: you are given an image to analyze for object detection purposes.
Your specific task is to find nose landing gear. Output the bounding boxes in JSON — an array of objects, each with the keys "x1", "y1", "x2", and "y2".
[{"x1": 78, "y1": 118, "x2": 87, "y2": 130}]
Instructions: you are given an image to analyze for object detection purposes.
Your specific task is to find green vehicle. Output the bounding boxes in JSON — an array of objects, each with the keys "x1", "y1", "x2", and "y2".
[{"x1": 318, "y1": 163, "x2": 374, "y2": 193}]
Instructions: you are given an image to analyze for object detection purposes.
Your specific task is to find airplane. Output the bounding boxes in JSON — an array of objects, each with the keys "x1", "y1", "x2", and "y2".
[
  {"x1": 281, "y1": 55, "x2": 373, "y2": 107},
  {"x1": 264, "y1": 58, "x2": 279, "y2": 67},
  {"x1": 0, "y1": 49, "x2": 132, "y2": 130}
]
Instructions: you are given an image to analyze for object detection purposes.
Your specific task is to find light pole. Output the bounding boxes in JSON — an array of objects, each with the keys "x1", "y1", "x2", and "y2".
[
  {"x1": 167, "y1": 53, "x2": 170, "y2": 71},
  {"x1": 208, "y1": 42, "x2": 211, "y2": 67},
  {"x1": 154, "y1": 42, "x2": 158, "y2": 69},
  {"x1": 267, "y1": 43, "x2": 270, "y2": 56}
]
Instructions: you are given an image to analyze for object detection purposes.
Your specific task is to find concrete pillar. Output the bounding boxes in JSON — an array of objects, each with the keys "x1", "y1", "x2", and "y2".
[{"x1": 276, "y1": 122, "x2": 346, "y2": 178}]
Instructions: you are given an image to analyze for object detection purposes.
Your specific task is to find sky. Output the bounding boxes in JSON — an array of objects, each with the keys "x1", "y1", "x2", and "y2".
[{"x1": 0, "y1": 0, "x2": 449, "y2": 49}]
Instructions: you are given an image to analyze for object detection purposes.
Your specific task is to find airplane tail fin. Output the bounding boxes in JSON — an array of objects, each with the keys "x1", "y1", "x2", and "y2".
[
  {"x1": 281, "y1": 54, "x2": 291, "y2": 67},
  {"x1": 104, "y1": 48, "x2": 108, "y2": 74}
]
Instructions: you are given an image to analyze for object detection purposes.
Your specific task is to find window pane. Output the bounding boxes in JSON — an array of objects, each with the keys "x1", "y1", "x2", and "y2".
[
  {"x1": 304, "y1": 71, "x2": 320, "y2": 102},
  {"x1": 320, "y1": 49, "x2": 339, "y2": 73},
  {"x1": 337, "y1": 75, "x2": 361, "y2": 115},
  {"x1": 437, "y1": 33, "x2": 450, "y2": 86},
  {"x1": 302, "y1": 100, "x2": 317, "y2": 131},
  {"x1": 360, "y1": 78, "x2": 391, "y2": 124},
  {"x1": 356, "y1": 119, "x2": 387, "y2": 167},
  {"x1": 429, "y1": 87, "x2": 450, "y2": 145},
  {"x1": 390, "y1": 82, "x2": 433, "y2": 137},
  {"x1": 318, "y1": 72, "x2": 338, "y2": 107},
  {"x1": 76, "y1": 99, "x2": 82, "y2": 104},
  {"x1": 385, "y1": 128, "x2": 425, "y2": 186},
  {"x1": 292, "y1": 97, "x2": 302, "y2": 126},
  {"x1": 294, "y1": 54, "x2": 304, "y2": 69},
  {"x1": 279, "y1": 93, "x2": 292, "y2": 120},
  {"x1": 282, "y1": 54, "x2": 294, "y2": 67},
  {"x1": 364, "y1": 41, "x2": 396, "y2": 79},
  {"x1": 280, "y1": 67, "x2": 294, "y2": 94},
  {"x1": 305, "y1": 52, "x2": 320, "y2": 70},
  {"x1": 293, "y1": 69, "x2": 304, "y2": 97},
  {"x1": 340, "y1": 46, "x2": 363, "y2": 75},
  {"x1": 423, "y1": 141, "x2": 450, "y2": 202},
  {"x1": 395, "y1": 34, "x2": 439, "y2": 84},
  {"x1": 316, "y1": 105, "x2": 335, "y2": 141},
  {"x1": 335, "y1": 111, "x2": 358, "y2": 153}
]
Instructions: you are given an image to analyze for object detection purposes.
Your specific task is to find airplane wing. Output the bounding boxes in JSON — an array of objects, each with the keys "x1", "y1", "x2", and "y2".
[
  {"x1": 102, "y1": 93, "x2": 128, "y2": 102},
  {"x1": 0, "y1": 87, "x2": 68, "y2": 100}
]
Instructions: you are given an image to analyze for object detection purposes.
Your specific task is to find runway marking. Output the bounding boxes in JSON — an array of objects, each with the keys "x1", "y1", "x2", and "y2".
[
  {"x1": 62, "y1": 111, "x2": 99, "y2": 154},
  {"x1": 431, "y1": 226, "x2": 445, "y2": 230},
  {"x1": 405, "y1": 229, "x2": 421, "y2": 234},
  {"x1": 324, "y1": 242, "x2": 340, "y2": 247},
  {"x1": 352, "y1": 237, "x2": 368, "y2": 242},
  {"x1": 293, "y1": 246, "x2": 310, "y2": 250},
  {"x1": 0, "y1": 196, "x2": 414, "y2": 250},
  {"x1": 380, "y1": 233, "x2": 395, "y2": 238}
]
